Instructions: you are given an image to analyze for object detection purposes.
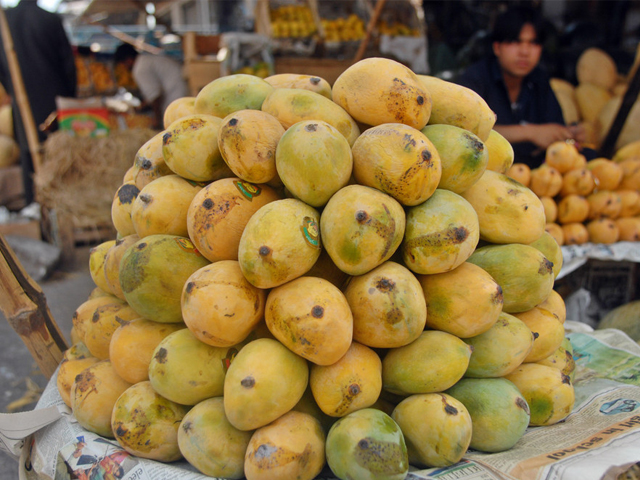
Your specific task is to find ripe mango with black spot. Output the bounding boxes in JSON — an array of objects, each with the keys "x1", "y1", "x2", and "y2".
[
  {"x1": 195, "y1": 73, "x2": 274, "y2": 118},
  {"x1": 463, "y1": 312, "x2": 535, "y2": 377},
  {"x1": 131, "y1": 131, "x2": 173, "y2": 190},
  {"x1": 421, "y1": 124, "x2": 488, "y2": 194},
  {"x1": 325, "y1": 408, "x2": 408, "y2": 480},
  {"x1": 162, "y1": 114, "x2": 232, "y2": 182},
  {"x1": 309, "y1": 342, "x2": 381, "y2": 417},
  {"x1": 88, "y1": 240, "x2": 116, "y2": 294},
  {"x1": 71, "y1": 294, "x2": 126, "y2": 347},
  {"x1": 321, "y1": 185, "x2": 406, "y2": 276},
  {"x1": 261, "y1": 87, "x2": 360, "y2": 146},
  {"x1": 103, "y1": 234, "x2": 139, "y2": 300},
  {"x1": 266, "y1": 276, "x2": 352, "y2": 366},
  {"x1": 445, "y1": 377, "x2": 530, "y2": 453},
  {"x1": 536, "y1": 339, "x2": 576, "y2": 381},
  {"x1": 119, "y1": 234, "x2": 210, "y2": 323},
  {"x1": 111, "y1": 381, "x2": 189, "y2": 462},
  {"x1": 418, "y1": 262, "x2": 503, "y2": 338},
  {"x1": 148, "y1": 328, "x2": 244, "y2": 405},
  {"x1": 392, "y1": 393, "x2": 472, "y2": 468},
  {"x1": 238, "y1": 198, "x2": 321, "y2": 288},
  {"x1": 353, "y1": 123, "x2": 441, "y2": 206},
  {"x1": 504, "y1": 363, "x2": 575, "y2": 426},
  {"x1": 344, "y1": 260, "x2": 426, "y2": 349},
  {"x1": 223, "y1": 338, "x2": 309, "y2": 431},
  {"x1": 83, "y1": 299, "x2": 140, "y2": 360},
  {"x1": 57, "y1": 356, "x2": 99, "y2": 408},
  {"x1": 417, "y1": 75, "x2": 496, "y2": 142},
  {"x1": 402, "y1": 189, "x2": 479, "y2": 275},
  {"x1": 467, "y1": 243, "x2": 554, "y2": 314},
  {"x1": 265, "y1": 73, "x2": 332, "y2": 99},
  {"x1": 244, "y1": 411, "x2": 326, "y2": 480},
  {"x1": 461, "y1": 169, "x2": 546, "y2": 245},
  {"x1": 178, "y1": 397, "x2": 252, "y2": 479},
  {"x1": 514, "y1": 306, "x2": 565, "y2": 363},
  {"x1": 71, "y1": 360, "x2": 132, "y2": 438},
  {"x1": 111, "y1": 181, "x2": 140, "y2": 237},
  {"x1": 382, "y1": 330, "x2": 472, "y2": 396},
  {"x1": 528, "y1": 230, "x2": 563, "y2": 279},
  {"x1": 333, "y1": 57, "x2": 431, "y2": 130}
]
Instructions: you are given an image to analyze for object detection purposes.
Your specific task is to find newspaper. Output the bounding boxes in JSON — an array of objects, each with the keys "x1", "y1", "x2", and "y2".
[
  {"x1": 3, "y1": 327, "x2": 640, "y2": 480},
  {"x1": 558, "y1": 241, "x2": 640, "y2": 280}
]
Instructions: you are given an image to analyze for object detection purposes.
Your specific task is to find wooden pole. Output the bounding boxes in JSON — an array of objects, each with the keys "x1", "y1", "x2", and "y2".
[
  {"x1": 353, "y1": 0, "x2": 387, "y2": 63},
  {"x1": 0, "y1": 234, "x2": 68, "y2": 379},
  {"x1": 599, "y1": 63, "x2": 640, "y2": 159},
  {"x1": 0, "y1": 7, "x2": 44, "y2": 174}
]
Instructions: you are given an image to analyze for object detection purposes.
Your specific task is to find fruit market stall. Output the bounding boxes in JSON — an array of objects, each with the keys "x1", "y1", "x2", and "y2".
[{"x1": 3, "y1": 53, "x2": 640, "y2": 480}]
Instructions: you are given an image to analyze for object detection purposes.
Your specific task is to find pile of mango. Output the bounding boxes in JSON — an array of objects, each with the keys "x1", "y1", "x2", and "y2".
[
  {"x1": 506, "y1": 140, "x2": 640, "y2": 246},
  {"x1": 58, "y1": 58, "x2": 575, "y2": 480}
]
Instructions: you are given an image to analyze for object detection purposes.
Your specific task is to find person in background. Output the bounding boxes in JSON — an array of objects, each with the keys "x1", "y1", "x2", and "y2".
[
  {"x1": 113, "y1": 43, "x2": 188, "y2": 130},
  {"x1": 455, "y1": 5, "x2": 586, "y2": 169},
  {"x1": 0, "y1": 0, "x2": 76, "y2": 205}
]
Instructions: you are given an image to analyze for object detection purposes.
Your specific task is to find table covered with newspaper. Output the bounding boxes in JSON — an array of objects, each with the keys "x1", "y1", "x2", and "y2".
[{"x1": 2, "y1": 323, "x2": 640, "y2": 480}]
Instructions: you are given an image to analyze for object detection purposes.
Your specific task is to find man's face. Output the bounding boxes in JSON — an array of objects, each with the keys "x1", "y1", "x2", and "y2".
[{"x1": 492, "y1": 23, "x2": 542, "y2": 79}]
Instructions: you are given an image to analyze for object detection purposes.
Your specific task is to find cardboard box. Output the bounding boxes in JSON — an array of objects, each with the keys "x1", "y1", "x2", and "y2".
[
  {"x1": 183, "y1": 60, "x2": 221, "y2": 97},
  {"x1": 0, "y1": 219, "x2": 41, "y2": 240}
]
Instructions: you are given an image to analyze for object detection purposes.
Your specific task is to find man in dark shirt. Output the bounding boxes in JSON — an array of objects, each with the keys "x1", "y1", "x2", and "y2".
[
  {"x1": 456, "y1": 5, "x2": 584, "y2": 169},
  {"x1": 0, "y1": 0, "x2": 76, "y2": 205}
]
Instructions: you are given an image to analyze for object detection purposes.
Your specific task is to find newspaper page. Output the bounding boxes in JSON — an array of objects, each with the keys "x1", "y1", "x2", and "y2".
[{"x1": 4, "y1": 328, "x2": 640, "y2": 480}]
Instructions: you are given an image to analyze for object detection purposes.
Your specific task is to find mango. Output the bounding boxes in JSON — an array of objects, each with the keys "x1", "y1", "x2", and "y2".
[
  {"x1": 103, "y1": 234, "x2": 139, "y2": 300},
  {"x1": 130, "y1": 174, "x2": 202, "y2": 238},
  {"x1": 119, "y1": 234, "x2": 210, "y2": 323},
  {"x1": 352, "y1": 123, "x2": 441, "y2": 206},
  {"x1": 467, "y1": 243, "x2": 554, "y2": 314},
  {"x1": 218, "y1": 109, "x2": 285, "y2": 184},
  {"x1": 421, "y1": 124, "x2": 487, "y2": 194},
  {"x1": 178, "y1": 396, "x2": 252, "y2": 479},
  {"x1": 71, "y1": 360, "x2": 132, "y2": 438},
  {"x1": 391, "y1": 393, "x2": 472, "y2": 468},
  {"x1": 71, "y1": 294, "x2": 126, "y2": 347},
  {"x1": 163, "y1": 96, "x2": 196, "y2": 128},
  {"x1": 265, "y1": 276, "x2": 352, "y2": 366},
  {"x1": 537, "y1": 340, "x2": 576, "y2": 380},
  {"x1": 528, "y1": 230, "x2": 563, "y2": 279},
  {"x1": 182, "y1": 260, "x2": 265, "y2": 347},
  {"x1": 344, "y1": 261, "x2": 426, "y2": 349},
  {"x1": 484, "y1": 129, "x2": 515, "y2": 174},
  {"x1": 187, "y1": 177, "x2": 282, "y2": 263},
  {"x1": 261, "y1": 87, "x2": 360, "y2": 146},
  {"x1": 514, "y1": 306, "x2": 565, "y2": 363},
  {"x1": 57, "y1": 356, "x2": 99, "y2": 408},
  {"x1": 537, "y1": 289, "x2": 567, "y2": 323},
  {"x1": 131, "y1": 131, "x2": 173, "y2": 190},
  {"x1": 325, "y1": 408, "x2": 408, "y2": 480},
  {"x1": 109, "y1": 318, "x2": 184, "y2": 384},
  {"x1": 148, "y1": 328, "x2": 242, "y2": 405},
  {"x1": 445, "y1": 377, "x2": 530, "y2": 452},
  {"x1": 83, "y1": 300, "x2": 140, "y2": 360},
  {"x1": 111, "y1": 182, "x2": 140, "y2": 237},
  {"x1": 88, "y1": 240, "x2": 116, "y2": 294},
  {"x1": 309, "y1": 341, "x2": 382, "y2": 417},
  {"x1": 195, "y1": 73, "x2": 274, "y2": 117},
  {"x1": 463, "y1": 312, "x2": 535, "y2": 377},
  {"x1": 264, "y1": 73, "x2": 332, "y2": 99},
  {"x1": 333, "y1": 57, "x2": 431, "y2": 130},
  {"x1": 224, "y1": 338, "x2": 309, "y2": 431},
  {"x1": 418, "y1": 261, "x2": 503, "y2": 338},
  {"x1": 162, "y1": 114, "x2": 232, "y2": 182},
  {"x1": 275, "y1": 119, "x2": 353, "y2": 207},
  {"x1": 402, "y1": 189, "x2": 480, "y2": 275},
  {"x1": 320, "y1": 184, "x2": 406, "y2": 276},
  {"x1": 417, "y1": 74, "x2": 496, "y2": 141},
  {"x1": 382, "y1": 330, "x2": 472, "y2": 396},
  {"x1": 111, "y1": 380, "x2": 189, "y2": 462},
  {"x1": 238, "y1": 198, "x2": 321, "y2": 288},
  {"x1": 244, "y1": 411, "x2": 326, "y2": 480},
  {"x1": 504, "y1": 363, "x2": 575, "y2": 426},
  {"x1": 461, "y1": 169, "x2": 546, "y2": 244}
]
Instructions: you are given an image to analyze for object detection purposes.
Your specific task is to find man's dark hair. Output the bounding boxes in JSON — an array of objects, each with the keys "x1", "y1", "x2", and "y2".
[
  {"x1": 491, "y1": 5, "x2": 546, "y2": 45},
  {"x1": 113, "y1": 43, "x2": 138, "y2": 64}
]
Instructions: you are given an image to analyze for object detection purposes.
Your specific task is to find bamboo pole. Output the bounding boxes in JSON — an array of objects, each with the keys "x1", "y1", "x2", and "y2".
[
  {"x1": 0, "y1": 234, "x2": 68, "y2": 379},
  {"x1": 0, "y1": 6, "x2": 44, "y2": 174},
  {"x1": 353, "y1": 0, "x2": 387, "y2": 63}
]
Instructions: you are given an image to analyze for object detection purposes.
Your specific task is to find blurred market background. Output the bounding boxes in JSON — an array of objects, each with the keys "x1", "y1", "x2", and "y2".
[{"x1": 0, "y1": 0, "x2": 639, "y2": 478}]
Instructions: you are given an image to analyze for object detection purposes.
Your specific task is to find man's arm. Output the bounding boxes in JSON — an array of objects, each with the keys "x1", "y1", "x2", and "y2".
[{"x1": 494, "y1": 123, "x2": 575, "y2": 151}]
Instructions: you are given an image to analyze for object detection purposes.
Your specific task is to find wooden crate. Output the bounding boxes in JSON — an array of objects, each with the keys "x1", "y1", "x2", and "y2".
[{"x1": 274, "y1": 57, "x2": 353, "y2": 85}]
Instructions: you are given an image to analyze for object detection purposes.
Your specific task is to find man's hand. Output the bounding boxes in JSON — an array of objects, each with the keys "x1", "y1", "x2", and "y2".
[{"x1": 495, "y1": 123, "x2": 575, "y2": 150}]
